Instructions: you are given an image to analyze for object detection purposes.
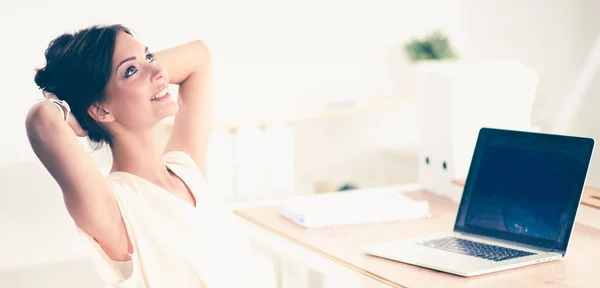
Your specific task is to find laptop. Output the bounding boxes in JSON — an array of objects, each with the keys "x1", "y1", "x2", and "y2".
[{"x1": 363, "y1": 127, "x2": 595, "y2": 277}]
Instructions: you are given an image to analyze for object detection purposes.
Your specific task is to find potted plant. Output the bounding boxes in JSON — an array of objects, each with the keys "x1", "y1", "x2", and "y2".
[
  {"x1": 404, "y1": 30, "x2": 458, "y2": 63},
  {"x1": 400, "y1": 30, "x2": 461, "y2": 105}
]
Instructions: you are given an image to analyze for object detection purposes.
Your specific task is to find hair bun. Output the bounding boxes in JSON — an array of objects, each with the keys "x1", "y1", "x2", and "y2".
[
  {"x1": 35, "y1": 33, "x2": 76, "y2": 93},
  {"x1": 34, "y1": 67, "x2": 51, "y2": 91}
]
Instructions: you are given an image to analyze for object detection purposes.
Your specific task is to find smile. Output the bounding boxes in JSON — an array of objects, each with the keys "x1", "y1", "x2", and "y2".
[{"x1": 151, "y1": 87, "x2": 170, "y2": 101}]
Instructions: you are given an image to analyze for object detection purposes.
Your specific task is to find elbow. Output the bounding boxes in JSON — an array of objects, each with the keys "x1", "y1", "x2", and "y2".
[
  {"x1": 25, "y1": 104, "x2": 43, "y2": 138},
  {"x1": 192, "y1": 40, "x2": 211, "y2": 65},
  {"x1": 192, "y1": 39, "x2": 209, "y2": 53},
  {"x1": 25, "y1": 103, "x2": 59, "y2": 143}
]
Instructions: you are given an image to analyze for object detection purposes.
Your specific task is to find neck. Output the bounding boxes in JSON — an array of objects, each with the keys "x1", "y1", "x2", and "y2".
[{"x1": 110, "y1": 128, "x2": 171, "y2": 184}]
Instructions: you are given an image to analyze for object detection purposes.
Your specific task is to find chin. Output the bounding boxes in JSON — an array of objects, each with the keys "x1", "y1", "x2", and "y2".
[
  {"x1": 166, "y1": 101, "x2": 179, "y2": 116},
  {"x1": 152, "y1": 102, "x2": 178, "y2": 123}
]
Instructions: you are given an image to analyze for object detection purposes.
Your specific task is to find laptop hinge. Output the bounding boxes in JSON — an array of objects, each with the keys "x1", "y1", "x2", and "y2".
[{"x1": 454, "y1": 231, "x2": 559, "y2": 254}]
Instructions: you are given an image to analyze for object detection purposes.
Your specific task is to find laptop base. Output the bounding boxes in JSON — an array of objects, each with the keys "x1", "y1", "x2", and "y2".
[{"x1": 363, "y1": 233, "x2": 562, "y2": 277}]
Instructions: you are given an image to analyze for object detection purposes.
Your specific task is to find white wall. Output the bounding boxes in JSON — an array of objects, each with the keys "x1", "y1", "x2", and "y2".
[
  {"x1": 458, "y1": 0, "x2": 600, "y2": 186},
  {"x1": 459, "y1": 0, "x2": 588, "y2": 129},
  {"x1": 0, "y1": 161, "x2": 88, "y2": 271},
  {"x1": 292, "y1": 108, "x2": 419, "y2": 196},
  {"x1": 564, "y1": 0, "x2": 600, "y2": 188}
]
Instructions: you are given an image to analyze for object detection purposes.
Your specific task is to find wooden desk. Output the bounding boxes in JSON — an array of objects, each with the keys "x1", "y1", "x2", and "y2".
[{"x1": 234, "y1": 190, "x2": 600, "y2": 288}]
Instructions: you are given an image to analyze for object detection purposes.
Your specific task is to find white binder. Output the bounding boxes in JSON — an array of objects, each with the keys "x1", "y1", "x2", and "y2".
[{"x1": 415, "y1": 61, "x2": 538, "y2": 201}]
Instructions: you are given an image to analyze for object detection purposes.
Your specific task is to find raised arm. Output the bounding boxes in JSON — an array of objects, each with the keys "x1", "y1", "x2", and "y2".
[
  {"x1": 155, "y1": 40, "x2": 212, "y2": 172},
  {"x1": 25, "y1": 101, "x2": 132, "y2": 260}
]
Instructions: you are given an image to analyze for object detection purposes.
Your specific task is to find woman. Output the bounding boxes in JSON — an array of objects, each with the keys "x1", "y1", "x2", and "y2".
[{"x1": 25, "y1": 24, "x2": 259, "y2": 287}]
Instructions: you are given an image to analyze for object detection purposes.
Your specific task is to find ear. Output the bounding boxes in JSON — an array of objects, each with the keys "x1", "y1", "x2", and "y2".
[{"x1": 88, "y1": 102, "x2": 115, "y2": 123}]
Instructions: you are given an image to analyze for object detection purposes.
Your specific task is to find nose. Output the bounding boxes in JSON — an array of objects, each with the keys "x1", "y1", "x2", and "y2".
[{"x1": 151, "y1": 64, "x2": 167, "y2": 83}]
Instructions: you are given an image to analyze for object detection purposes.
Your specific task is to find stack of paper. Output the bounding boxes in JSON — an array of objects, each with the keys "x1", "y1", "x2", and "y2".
[{"x1": 279, "y1": 190, "x2": 430, "y2": 228}]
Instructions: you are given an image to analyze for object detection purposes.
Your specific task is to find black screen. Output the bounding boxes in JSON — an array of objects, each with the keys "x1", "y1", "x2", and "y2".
[{"x1": 454, "y1": 128, "x2": 594, "y2": 254}]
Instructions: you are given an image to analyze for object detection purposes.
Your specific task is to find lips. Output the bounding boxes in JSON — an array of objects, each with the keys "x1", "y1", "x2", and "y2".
[{"x1": 151, "y1": 84, "x2": 169, "y2": 101}]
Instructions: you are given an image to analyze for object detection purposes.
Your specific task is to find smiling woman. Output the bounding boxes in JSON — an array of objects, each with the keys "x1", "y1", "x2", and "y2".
[{"x1": 25, "y1": 24, "x2": 260, "y2": 287}]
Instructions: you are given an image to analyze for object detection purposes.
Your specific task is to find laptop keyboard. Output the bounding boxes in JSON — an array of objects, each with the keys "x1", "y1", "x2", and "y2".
[{"x1": 417, "y1": 237, "x2": 536, "y2": 262}]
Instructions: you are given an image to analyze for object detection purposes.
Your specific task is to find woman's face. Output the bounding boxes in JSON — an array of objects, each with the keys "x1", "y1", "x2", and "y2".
[{"x1": 101, "y1": 31, "x2": 177, "y2": 134}]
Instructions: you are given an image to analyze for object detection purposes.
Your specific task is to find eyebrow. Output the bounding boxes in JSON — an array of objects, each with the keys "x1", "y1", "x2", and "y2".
[{"x1": 116, "y1": 47, "x2": 149, "y2": 72}]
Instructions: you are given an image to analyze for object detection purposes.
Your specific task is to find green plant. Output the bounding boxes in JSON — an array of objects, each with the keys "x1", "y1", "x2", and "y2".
[{"x1": 404, "y1": 30, "x2": 458, "y2": 62}]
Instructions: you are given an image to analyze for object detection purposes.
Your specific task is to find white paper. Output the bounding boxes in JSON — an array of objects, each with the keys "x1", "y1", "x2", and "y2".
[{"x1": 279, "y1": 190, "x2": 430, "y2": 228}]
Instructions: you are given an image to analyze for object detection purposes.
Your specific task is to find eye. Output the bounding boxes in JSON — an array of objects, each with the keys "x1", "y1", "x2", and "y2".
[
  {"x1": 123, "y1": 53, "x2": 155, "y2": 79},
  {"x1": 146, "y1": 53, "x2": 155, "y2": 63},
  {"x1": 124, "y1": 66, "x2": 138, "y2": 78}
]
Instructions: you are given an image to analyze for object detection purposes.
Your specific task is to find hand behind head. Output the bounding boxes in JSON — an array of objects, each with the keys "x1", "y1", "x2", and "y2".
[{"x1": 42, "y1": 91, "x2": 88, "y2": 137}]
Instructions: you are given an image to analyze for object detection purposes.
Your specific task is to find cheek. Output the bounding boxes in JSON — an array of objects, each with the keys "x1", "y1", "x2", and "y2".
[
  {"x1": 127, "y1": 81, "x2": 152, "y2": 103},
  {"x1": 111, "y1": 85, "x2": 152, "y2": 119},
  {"x1": 131, "y1": 89, "x2": 152, "y2": 105}
]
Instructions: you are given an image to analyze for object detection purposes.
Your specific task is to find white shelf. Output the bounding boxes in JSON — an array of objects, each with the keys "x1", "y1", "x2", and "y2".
[{"x1": 158, "y1": 95, "x2": 416, "y2": 132}]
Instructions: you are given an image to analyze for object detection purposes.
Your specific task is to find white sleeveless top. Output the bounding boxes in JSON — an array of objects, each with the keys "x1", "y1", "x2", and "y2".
[{"x1": 76, "y1": 151, "x2": 260, "y2": 287}]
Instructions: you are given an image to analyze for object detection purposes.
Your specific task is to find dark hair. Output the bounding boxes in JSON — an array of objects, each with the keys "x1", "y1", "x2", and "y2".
[{"x1": 34, "y1": 24, "x2": 132, "y2": 149}]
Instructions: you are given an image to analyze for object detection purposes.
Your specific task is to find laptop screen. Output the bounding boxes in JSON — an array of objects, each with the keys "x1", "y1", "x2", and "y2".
[{"x1": 454, "y1": 128, "x2": 594, "y2": 254}]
